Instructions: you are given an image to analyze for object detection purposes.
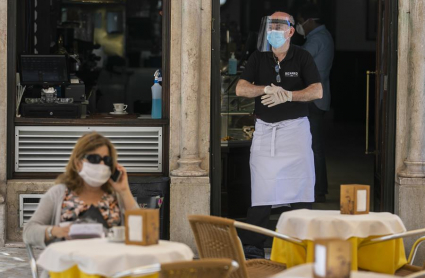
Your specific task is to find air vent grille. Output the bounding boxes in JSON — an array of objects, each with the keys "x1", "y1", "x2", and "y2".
[
  {"x1": 15, "y1": 126, "x2": 162, "y2": 173},
  {"x1": 19, "y1": 194, "x2": 44, "y2": 228}
]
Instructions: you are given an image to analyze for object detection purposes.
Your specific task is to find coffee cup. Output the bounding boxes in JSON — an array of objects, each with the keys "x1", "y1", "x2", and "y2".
[
  {"x1": 109, "y1": 226, "x2": 125, "y2": 241},
  {"x1": 113, "y1": 103, "x2": 128, "y2": 113}
]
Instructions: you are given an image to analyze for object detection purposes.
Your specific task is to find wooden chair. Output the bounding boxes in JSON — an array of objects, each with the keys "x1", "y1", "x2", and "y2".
[
  {"x1": 404, "y1": 270, "x2": 425, "y2": 278},
  {"x1": 111, "y1": 258, "x2": 239, "y2": 278},
  {"x1": 358, "y1": 228, "x2": 425, "y2": 276},
  {"x1": 188, "y1": 215, "x2": 307, "y2": 278}
]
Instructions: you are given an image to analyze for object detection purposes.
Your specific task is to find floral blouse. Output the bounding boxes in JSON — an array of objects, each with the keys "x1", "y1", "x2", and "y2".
[{"x1": 60, "y1": 189, "x2": 121, "y2": 228}]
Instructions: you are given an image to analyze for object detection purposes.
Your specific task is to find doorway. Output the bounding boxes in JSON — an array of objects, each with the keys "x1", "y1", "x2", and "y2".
[{"x1": 210, "y1": 0, "x2": 397, "y2": 219}]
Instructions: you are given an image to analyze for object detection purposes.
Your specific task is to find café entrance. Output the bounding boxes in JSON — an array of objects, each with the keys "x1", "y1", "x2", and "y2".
[{"x1": 210, "y1": 0, "x2": 398, "y2": 218}]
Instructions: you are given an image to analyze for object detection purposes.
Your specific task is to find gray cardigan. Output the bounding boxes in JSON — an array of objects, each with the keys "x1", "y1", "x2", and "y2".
[{"x1": 23, "y1": 184, "x2": 132, "y2": 248}]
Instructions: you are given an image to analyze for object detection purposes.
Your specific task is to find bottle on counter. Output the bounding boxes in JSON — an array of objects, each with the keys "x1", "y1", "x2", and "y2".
[
  {"x1": 151, "y1": 70, "x2": 162, "y2": 119},
  {"x1": 228, "y1": 52, "x2": 237, "y2": 75}
]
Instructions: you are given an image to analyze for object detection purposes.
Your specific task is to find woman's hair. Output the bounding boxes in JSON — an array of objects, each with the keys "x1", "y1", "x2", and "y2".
[{"x1": 56, "y1": 132, "x2": 118, "y2": 194}]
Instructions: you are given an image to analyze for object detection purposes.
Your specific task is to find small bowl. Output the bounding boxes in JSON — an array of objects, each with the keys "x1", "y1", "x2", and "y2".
[
  {"x1": 25, "y1": 98, "x2": 42, "y2": 104},
  {"x1": 55, "y1": 98, "x2": 74, "y2": 104}
]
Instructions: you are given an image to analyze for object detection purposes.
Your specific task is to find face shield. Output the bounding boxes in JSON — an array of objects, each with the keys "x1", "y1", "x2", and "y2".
[{"x1": 257, "y1": 16, "x2": 293, "y2": 52}]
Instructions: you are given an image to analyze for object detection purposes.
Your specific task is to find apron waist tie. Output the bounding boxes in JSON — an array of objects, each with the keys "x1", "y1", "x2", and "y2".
[
  {"x1": 271, "y1": 126, "x2": 277, "y2": 157},
  {"x1": 257, "y1": 119, "x2": 297, "y2": 157}
]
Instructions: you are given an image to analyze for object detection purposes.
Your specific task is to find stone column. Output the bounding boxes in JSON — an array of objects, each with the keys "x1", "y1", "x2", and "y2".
[
  {"x1": 0, "y1": 0, "x2": 7, "y2": 246},
  {"x1": 395, "y1": 0, "x2": 425, "y2": 265},
  {"x1": 169, "y1": 0, "x2": 211, "y2": 252},
  {"x1": 398, "y1": 0, "x2": 425, "y2": 178},
  {"x1": 171, "y1": 0, "x2": 207, "y2": 177}
]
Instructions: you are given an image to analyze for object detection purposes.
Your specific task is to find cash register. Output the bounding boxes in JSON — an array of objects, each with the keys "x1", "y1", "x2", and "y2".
[{"x1": 20, "y1": 54, "x2": 87, "y2": 118}]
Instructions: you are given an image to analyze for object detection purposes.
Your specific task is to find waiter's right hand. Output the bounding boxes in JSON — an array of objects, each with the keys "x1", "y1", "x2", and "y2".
[
  {"x1": 263, "y1": 84, "x2": 282, "y2": 95},
  {"x1": 262, "y1": 84, "x2": 292, "y2": 107}
]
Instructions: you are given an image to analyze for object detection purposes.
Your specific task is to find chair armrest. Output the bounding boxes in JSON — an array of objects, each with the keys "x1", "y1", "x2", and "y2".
[
  {"x1": 404, "y1": 269, "x2": 425, "y2": 278},
  {"x1": 233, "y1": 221, "x2": 306, "y2": 249},
  {"x1": 25, "y1": 243, "x2": 39, "y2": 278},
  {"x1": 110, "y1": 263, "x2": 161, "y2": 278},
  {"x1": 358, "y1": 228, "x2": 425, "y2": 249},
  {"x1": 408, "y1": 236, "x2": 425, "y2": 265}
]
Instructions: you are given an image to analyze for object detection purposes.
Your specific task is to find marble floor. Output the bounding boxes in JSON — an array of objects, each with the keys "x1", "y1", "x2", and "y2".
[{"x1": 0, "y1": 245, "x2": 42, "y2": 278}]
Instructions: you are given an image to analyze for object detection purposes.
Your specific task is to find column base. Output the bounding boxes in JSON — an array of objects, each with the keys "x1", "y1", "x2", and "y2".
[
  {"x1": 398, "y1": 161, "x2": 425, "y2": 178},
  {"x1": 0, "y1": 194, "x2": 4, "y2": 246},
  {"x1": 395, "y1": 176, "x2": 425, "y2": 265},
  {"x1": 169, "y1": 177, "x2": 210, "y2": 254},
  {"x1": 171, "y1": 158, "x2": 207, "y2": 177}
]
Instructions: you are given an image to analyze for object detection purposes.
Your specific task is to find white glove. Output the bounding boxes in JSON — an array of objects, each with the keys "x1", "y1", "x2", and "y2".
[
  {"x1": 261, "y1": 84, "x2": 292, "y2": 107},
  {"x1": 263, "y1": 84, "x2": 283, "y2": 95}
]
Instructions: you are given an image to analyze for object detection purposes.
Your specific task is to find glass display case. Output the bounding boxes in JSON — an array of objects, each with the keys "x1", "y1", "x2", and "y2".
[{"x1": 220, "y1": 73, "x2": 255, "y2": 145}]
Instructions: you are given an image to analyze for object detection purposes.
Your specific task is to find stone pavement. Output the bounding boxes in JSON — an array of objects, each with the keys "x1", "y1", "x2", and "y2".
[{"x1": 0, "y1": 245, "x2": 42, "y2": 278}]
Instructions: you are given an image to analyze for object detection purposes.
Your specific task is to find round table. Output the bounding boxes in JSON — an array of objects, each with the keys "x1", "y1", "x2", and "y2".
[
  {"x1": 37, "y1": 238, "x2": 194, "y2": 278},
  {"x1": 269, "y1": 264, "x2": 399, "y2": 278},
  {"x1": 270, "y1": 210, "x2": 407, "y2": 274}
]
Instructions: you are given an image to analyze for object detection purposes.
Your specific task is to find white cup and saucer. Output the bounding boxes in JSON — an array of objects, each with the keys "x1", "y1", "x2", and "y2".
[
  {"x1": 107, "y1": 226, "x2": 126, "y2": 242},
  {"x1": 110, "y1": 103, "x2": 128, "y2": 115}
]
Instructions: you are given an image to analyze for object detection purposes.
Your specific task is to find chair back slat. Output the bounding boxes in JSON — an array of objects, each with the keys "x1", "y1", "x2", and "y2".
[
  {"x1": 159, "y1": 258, "x2": 238, "y2": 278},
  {"x1": 188, "y1": 215, "x2": 249, "y2": 278}
]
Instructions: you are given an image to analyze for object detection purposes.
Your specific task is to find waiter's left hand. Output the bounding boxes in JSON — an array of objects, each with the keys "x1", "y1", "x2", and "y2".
[{"x1": 261, "y1": 84, "x2": 292, "y2": 107}]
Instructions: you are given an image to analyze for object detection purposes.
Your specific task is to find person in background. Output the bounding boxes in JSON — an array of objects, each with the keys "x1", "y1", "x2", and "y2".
[
  {"x1": 236, "y1": 11, "x2": 322, "y2": 259},
  {"x1": 23, "y1": 132, "x2": 138, "y2": 248},
  {"x1": 296, "y1": 3, "x2": 334, "y2": 203}
]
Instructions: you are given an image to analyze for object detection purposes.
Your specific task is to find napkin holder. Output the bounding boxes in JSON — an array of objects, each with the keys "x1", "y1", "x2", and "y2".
[
  {"x1": 125, "y1": 209, "x2": 159, "y2": 246},
  {"x1": 313, "y1": 239, "x2": 351, "y2": 278},
  {"x1": 340, "y1": 184, "x2": 370, "y2": 215}
]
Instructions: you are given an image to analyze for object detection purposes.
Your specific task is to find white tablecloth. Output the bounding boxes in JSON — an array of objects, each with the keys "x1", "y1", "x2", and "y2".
[
  {"x1": 276, "y1": 210, "x2": 406, "y2": 240},
  {"x1": 37, "y1": 239, "x2": 194, "y2": 276},
  {"x1": 269, "y1": 264, "x2": 398, "y2": 278}
]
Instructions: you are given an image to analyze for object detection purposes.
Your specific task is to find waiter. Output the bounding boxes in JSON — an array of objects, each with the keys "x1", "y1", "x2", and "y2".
[{"x1": 236, "y1": 11, "x2": 323, "y2": 259}]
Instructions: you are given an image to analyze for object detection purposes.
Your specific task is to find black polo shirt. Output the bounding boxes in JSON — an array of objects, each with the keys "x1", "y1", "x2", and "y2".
[{"x1": 240, "y1": 44, "x2": 321, "y2": 123}]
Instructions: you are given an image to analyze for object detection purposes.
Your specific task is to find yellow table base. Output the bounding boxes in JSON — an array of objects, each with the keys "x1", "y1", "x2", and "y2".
[
  {"x1": 270, "y1": 237, "x2": 407, "y2": 274},
  {"x1": 50, "y1": 265, "x2": 158, "y2": 278}
]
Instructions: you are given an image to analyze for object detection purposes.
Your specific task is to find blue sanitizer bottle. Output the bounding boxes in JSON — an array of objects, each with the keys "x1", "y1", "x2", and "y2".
[
  {"x1": 151, "y1": 70, "x2": 162, "y2": 119},
  {"x1": 228, "y1": 52, "x2": 237, "y2": 75}
]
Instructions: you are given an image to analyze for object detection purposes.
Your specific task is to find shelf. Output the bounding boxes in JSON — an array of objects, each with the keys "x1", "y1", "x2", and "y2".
[
  {"x1": 221, "y1": 140, "x2": 252, "y2": 147},
  {"x1": 15, "y1": 114, "x2": 169, "y2": 126},
  {"x1": 62, "y1": 0, "x2": 125, "y2": 5},
  {"x1": 220, "y1": 112, "x2": 252, "y2": 116}
]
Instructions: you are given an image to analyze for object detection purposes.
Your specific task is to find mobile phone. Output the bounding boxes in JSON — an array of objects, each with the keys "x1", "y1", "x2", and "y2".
[{"x1": 110, "y1": 169, "x2": 122, "y2": 182}]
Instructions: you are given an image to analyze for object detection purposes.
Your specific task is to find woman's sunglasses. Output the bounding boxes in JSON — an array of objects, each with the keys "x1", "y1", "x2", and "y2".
[{"x1": 84, "y1": 154, "x2": 113, "y2": 167}]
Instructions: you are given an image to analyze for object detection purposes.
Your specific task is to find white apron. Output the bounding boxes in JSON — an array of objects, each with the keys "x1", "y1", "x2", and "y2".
[{"x1": 250, "y1": 117, "x2": 315, "y2": 206}]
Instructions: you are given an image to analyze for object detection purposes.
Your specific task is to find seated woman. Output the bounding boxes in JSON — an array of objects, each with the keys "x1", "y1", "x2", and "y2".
[{"x1": 23, "y1": 132, "x2": 138, "y2": 247}]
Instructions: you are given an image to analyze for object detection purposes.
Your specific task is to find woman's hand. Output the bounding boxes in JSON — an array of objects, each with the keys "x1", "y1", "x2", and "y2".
[
  {"x1": 109, "y1": 164, "x2": 130, "y2": 193},
  {"x1": 51, "y1": 226, "x2": 70, "y2": 239},
  {"x1": 110, "y1": 164, "x2": 137, "y2": 210}
]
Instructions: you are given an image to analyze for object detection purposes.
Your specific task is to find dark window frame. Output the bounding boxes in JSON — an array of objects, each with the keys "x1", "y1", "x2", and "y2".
[{"x1": 7, "y1": 0, "x2": 171, "y2": 179}]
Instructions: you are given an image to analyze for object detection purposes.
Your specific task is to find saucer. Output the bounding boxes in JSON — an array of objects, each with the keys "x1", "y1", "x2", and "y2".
[
  {"x1": 110, "y1": 111, "x2": 128, "y2": 115},
  {"x1": 107, "y1": 237, "x2": 125, "y2": 243}
]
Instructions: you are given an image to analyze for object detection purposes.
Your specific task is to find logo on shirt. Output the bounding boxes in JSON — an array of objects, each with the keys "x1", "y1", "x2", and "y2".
[{"x1": 285, "y1": 72, "x2": 299, "y2": 77}]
